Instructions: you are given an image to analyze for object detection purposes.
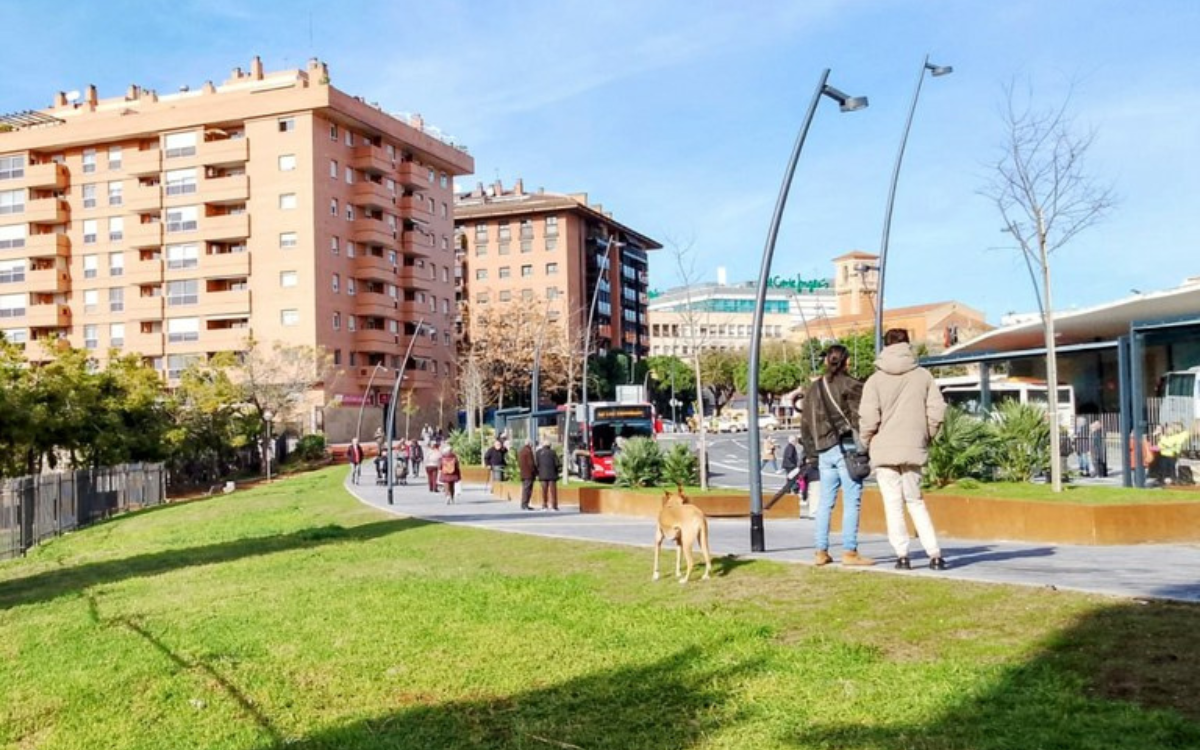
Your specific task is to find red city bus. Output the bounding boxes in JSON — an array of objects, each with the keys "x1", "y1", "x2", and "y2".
[{"x1": 574, "y1": 403, "x2": 656, "y2": 481}]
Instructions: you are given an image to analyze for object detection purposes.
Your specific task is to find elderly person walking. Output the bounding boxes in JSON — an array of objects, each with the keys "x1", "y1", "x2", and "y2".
[
  {"x1": 517, "y1": 442, "x2": 537, "y2": 511},
  {"x1": 535, "y1": 441, "x2": 560, "y2": 511},
  {"x1": 859, "y1": 329, "x2": 947, "y2": 571}
]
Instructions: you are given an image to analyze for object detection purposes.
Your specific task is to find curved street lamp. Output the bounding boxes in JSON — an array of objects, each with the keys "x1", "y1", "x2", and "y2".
[
  {"x1": 747, "y1": 69, "x2": 868, "y2": 552},
  {"x1": 874, "y1": 55, "x2": 952, "y2": 354},
  {"x1": 386, "y1": 317, "x2": 426, "y2": 505},
  {"x1": 354, "y1": 363, "x2": 389, "y2": 441}
]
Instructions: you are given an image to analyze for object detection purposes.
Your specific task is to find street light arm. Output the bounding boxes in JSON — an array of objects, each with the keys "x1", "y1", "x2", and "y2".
[{"x1": 386, "y1": 317, "x2": 426, "y2": 505}]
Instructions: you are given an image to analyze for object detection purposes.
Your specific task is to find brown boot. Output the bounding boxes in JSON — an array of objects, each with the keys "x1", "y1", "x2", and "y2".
[
  {"x1": 842, "y1": 550, "x2": 875, "y2": 566},
  {"x1": 814, "y1": 549, "x2": 833, "y2": 566}
]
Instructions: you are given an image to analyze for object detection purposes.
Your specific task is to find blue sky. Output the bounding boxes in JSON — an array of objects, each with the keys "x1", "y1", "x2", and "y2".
[{"x1": 2, "y1": 0, "x2": 1197, "y2": 323}]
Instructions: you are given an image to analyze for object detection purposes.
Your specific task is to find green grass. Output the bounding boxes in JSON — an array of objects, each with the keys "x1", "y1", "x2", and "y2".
[
  {"x1": 930, "y1": 480, "x2": 1200, "y2": 505},
  {"x1": 2, "y1": 467, "x2": 1198, "y2": 749}
]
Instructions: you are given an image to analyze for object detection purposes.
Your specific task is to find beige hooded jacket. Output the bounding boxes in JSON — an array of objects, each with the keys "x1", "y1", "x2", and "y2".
[{"x1": 859, "y1": 343, "x2": 945, "y2": 468}]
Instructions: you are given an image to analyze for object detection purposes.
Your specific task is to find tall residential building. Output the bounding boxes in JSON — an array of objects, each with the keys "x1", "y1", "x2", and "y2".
[
  {"x1": 454, "y1": 179, "x2": 660, "y2": 362},
  {"x1": 0, "y1": 58, "x2": 473, "y2": 430}
]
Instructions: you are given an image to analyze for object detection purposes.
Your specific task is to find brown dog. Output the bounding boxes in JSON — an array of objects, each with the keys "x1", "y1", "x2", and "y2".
[{"x1": 653, "y1": 486, "x2": 712, "y2": 583}]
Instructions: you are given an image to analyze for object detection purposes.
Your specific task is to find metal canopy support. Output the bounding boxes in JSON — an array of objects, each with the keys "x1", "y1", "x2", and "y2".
[
  {"x1": 1116, "y1": 335, "x2": 1133, "y2": 489},
  {"x1": 1129, "y1": 330, "x2": 1147, "y2": 488}
]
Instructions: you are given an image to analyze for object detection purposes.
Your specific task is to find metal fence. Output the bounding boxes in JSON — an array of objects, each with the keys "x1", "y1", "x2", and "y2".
[{"x1": 0, "y1": 463, "x2": 166, "y2": 561}]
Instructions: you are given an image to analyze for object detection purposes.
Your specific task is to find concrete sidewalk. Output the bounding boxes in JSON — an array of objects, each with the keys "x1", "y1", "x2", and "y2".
[{"x1": 344, "y1": 473, "x2": 1200, "y2": 603}]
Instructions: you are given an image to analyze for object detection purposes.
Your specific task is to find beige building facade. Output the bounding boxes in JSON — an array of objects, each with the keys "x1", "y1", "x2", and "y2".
[{"x1": 0, "y1": 58, "x2": 473, "y2": 428}]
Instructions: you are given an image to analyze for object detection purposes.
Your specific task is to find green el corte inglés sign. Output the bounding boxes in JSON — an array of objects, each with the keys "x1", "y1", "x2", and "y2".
[{"x1": 767, "y1": 275, "x2": 831, "y2": 293}]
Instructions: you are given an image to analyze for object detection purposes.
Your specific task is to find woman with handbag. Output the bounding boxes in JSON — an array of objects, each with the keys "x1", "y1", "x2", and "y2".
[{"x1": 799, "y1": 345, "x2": 874, "y2": 567}]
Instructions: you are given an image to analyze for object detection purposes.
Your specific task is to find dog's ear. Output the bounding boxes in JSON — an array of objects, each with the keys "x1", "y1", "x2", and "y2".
[{"x1": 662, "y1": 490, "x2": 670, "y2": 506}]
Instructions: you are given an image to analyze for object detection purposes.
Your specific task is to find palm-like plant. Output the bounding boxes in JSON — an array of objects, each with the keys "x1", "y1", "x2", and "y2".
[
  {"x1": 614, "y1": 437, "x2": 663, "y2": 488},
  {"x1": 925, "y1": 406, "x2": 997, "y2": 488},
  {"x1": 660, "y1": 442, "x2": 699, "y2": 487},
  {"x1": 991, "y1": 400, "x2": 1051, "y2": 482}
]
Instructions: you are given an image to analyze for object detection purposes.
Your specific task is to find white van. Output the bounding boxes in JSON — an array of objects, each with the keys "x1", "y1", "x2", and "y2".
[
  {"x1": 1160, "y1": 366, "x2": 1200, "y2": 436},
  {"x1": 936, "y1": 376, "x2": 1076, "y2": 429}
]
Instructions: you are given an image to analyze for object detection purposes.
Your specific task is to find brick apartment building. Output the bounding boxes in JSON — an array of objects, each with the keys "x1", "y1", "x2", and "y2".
[
  {"x1": 454, "y1": 179, "x2": 660, "y2": 364},
  {"x1": 0, "y1": 57, "x2": 473, "y2": 430}
]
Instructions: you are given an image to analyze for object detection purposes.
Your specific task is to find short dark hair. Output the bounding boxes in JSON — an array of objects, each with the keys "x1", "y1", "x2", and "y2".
[{"x1": 884, "y1": 328, "x2": 910, "y2": 346}]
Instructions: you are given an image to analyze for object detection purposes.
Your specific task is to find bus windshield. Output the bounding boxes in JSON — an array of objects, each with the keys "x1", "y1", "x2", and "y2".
[{"x1": 591, "y1": 420, "x2": 654, "y2": 455}]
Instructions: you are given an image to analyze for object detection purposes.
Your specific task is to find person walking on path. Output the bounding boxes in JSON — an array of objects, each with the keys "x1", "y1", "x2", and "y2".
[
  {"x1": 518, "y1": 442, "x2": 537, "y2": 510},
  {"x1": 1090, "y1": 420, "x2": 1108, "y2": 478},
  {"x1": 766, "y1": 435, "x2": 806, "y2": 512},
  {"x1": 535, "y1": 441, "x2": 560, "y2": 510},
  {"x1": 761, "y1": 435, "x2": 779, "y2": 472},
  {"x1": 423, "y1": 441, "x2": 442, "y2": 493},
  {"x1": 859, "y1": 329, "x2": 948, "y2": 571},
  {"x1": 408, "y1": 439, "x2": 423, "y2": 481},
  {"x1": 439, "y1": 445, "x2": 461, "y2": 503},
  {"x1": 348, "y1": 438, "x2": 365, "y2": 484},
  {"x1": 1074, "y1": 417, "x2": 1092, "y2": 477},
  {"x1": 800, "y1": 345, "x2": 873, "y2": 567},
  {"x1": 483, "y1": 438, "x2": 508, "y2": 492}
]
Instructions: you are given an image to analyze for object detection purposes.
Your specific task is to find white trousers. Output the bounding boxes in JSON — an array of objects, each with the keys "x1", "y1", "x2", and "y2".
[{"x1": 875, "y1": 466, "x2": 941, "y2": 559}]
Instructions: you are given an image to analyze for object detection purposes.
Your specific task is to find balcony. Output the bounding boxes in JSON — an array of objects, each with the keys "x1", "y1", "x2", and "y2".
[
  {"x1": 126, "y1": 295, "x2": 164, "y2": 320},
  {"x1": 125, "y1": 256, "x2": 163, "y2": 285},
  {"x1": 198, "y1": 213, "x2": 250, "y2": 242},
  {"x1": 24, "y1": 233, "x2": 70, "y2": 259},
  {"x1": 400, "y1": 230, "x2": 434, "y2": 255},
  {"x1": 351, "y1": 179, "x2": 395, "y2": 210},
  {"x1": 355, "y1": 291, "x2": 397, "y2": 319},
  {"x1": 201, "y1": 289, "x2": 250, "y2": 317},
  {"x1": 126, "y1": 221, "x2": 163, "y2": 249},
  {"x1": 202, "y1": 174, "x2": 249, "y2": 205},
  {"x1": 24, "y1": 304, "x2": 71, "y2": 328},
  {"x1": 24, "y1": 267, "x2": 70, "y2": 294},
  {"x1": 201, "y1": 251, "x2": 250, "y2": 278},
  {"x1": 398, "y1": 265, "x2": 433, "y2": 289},
  {"x1": 351, "y1": 221, "x2": 396, "y2": 248},
  {"x1": 351, "y1": 144, "x2": 393, "y2": 175},
  {"x1": 25, "y1": 198, "x2": 69, "y2": 225},
  {"x1": 398, "y1": 196, "x2": 433, "y2": 224},
  {"x1": 22, "y1": 162, "x2": 69, "y2": 190},
  {"x1": 398, "y1": 334, "x2": 436, "y2": 358},
  {"x1": 125, "y1": 183, "x2": 162, "y2": 213},
  {"x1": 399, "y1": 300, "x2": 429, "y2": 318},
  {"x1": 125, "y1": 329, "x2": 164, "y2": 356},
  {"x1": 199, "y1": 137, "x2": 249, "y2": 167},
  {"x1": 355, "y1": 253, "x2": 397, "y2": 281},
  {"x1": 202, "y1": 326, "x2": 251, "y2": 352},
  {"x1": 354, "y1": 328, "x2": 398, "y2": 352},
  {"x1": 396, "y1": 161, "x2": 426, "y2": 189},
  {"x1": 124, "y1": 149, "x2": 162, "y2": 176}
]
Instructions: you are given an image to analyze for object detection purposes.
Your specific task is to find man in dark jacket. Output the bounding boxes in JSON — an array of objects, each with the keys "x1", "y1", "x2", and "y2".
[
  {"x1": 518, "y1": 442, "x2": 537, "y2": 510},
  {"x1": 766, "y1": 435, "x2": 804, "y2": 510},
  {"x1": 483, "y1": 439, "x2": 507, "y2": 491},
  {"x1": 799, "y1": 344, "x2": 873, "y2": 567},
  {"x1": 535, "y1": 441, "x2": 560, "y2": 511}
]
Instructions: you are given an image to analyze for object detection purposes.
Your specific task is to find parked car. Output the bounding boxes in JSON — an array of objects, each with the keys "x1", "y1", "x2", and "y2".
[{"x1": 759, "y1": 414, "x2": 780, "y2": 430}]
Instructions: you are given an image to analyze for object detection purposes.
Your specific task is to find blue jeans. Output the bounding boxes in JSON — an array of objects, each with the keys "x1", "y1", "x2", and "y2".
[{"x1": 815, "y1": 446, "x2": 863, "y2": 552}]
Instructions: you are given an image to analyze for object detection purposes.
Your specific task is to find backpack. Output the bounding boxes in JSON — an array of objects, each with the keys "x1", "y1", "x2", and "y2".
[{"x1": 440, "y1": 454, "x2": 459, "y2": 476}]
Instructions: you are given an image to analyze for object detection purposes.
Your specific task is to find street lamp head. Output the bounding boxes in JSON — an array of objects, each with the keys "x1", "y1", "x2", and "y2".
[
  {"x1": 821, "y1": 84, "x2": 869, "y2": 112},
  {"x1": 926, "y1": 62, "x2": 953, "y2": 77}
]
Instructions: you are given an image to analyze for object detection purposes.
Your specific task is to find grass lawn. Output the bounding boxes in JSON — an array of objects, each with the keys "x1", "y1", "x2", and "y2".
[
  {"x1": 2, "y1": 468, "x2": 1198, "y2": 750},
  {"x1": 928, "y1": 480, "x2": 1200, "y2": 505}
]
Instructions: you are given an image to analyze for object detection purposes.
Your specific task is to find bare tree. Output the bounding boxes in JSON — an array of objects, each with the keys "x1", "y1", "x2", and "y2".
[
  {"x1": 668, "y1": 238, "x2": 714, "y2": 489},
  {"x1": 981, "y1": 81, "x2": 1115, "y2": 492}
]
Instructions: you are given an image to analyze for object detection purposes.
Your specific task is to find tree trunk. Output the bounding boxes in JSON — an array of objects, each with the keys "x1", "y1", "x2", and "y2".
[{"x1": 1038, "y1": 210, "x2": 1064, "y2": 493}]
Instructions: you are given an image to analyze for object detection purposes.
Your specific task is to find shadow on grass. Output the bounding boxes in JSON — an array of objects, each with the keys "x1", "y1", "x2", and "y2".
[
  {"x1": 788, "y1": 599, "x2": 1200, "y2": 750},
  {"x1": 259, "y1": 646, "x2": 762, "y2": 750},
  {"x1": 0, "y1": 518, "x2": 428, "y2": 611}
]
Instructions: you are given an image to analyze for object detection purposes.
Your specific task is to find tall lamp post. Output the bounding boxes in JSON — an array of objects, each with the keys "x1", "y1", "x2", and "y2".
[
  {"x1": 386, "y1": 317, "x2": 426, "y2": 506},
  {"x1": 576, "y1": 234, "x2": 622, "y2": 472},
  {"x1": 874, "y1": 55, "x2": 952, "y2": 354},
  {"x1": 354, "y1": 363, "x2": 389, "y2": 441},
  {"x1": 747, "y1": 69, "x2": 868, "y2": 553},
  {"x1": 263, "y1": 410, "x2": 274, "y2": 483}
]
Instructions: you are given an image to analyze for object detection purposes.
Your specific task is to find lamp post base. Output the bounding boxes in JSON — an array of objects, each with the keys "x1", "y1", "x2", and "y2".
[{"x1": 750, "y1": 513, "x2": 765, "y2": 552}]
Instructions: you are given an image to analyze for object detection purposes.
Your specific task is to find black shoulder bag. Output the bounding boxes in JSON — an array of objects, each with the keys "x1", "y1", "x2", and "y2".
[{"x1": 819, "y1": 377, "x2": 871, "y2": 482}]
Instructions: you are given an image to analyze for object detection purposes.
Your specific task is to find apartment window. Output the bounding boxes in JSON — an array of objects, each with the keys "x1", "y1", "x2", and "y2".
[
  {"x1": 108, "y1": 216, "x2": 124, "y2": 242},
  {"x1": 0, "y1": 293, "x2": 26, "y2": 318},
  {"x1": 441, "y1": 236, "x2": 449, "y2": 251},
  {"x1": 329, "y1": 198, "x2": 338, "y2": 216},
  {"x1": 545, "y1": 216, "x2": 558, "y2": 236},
  {"x1": 83, "y1": 289, "x2": 99, "y2": 313},
  {"x1": 166, "y1": 317, "x2": 200, "y2": 343},
  {"x1": 427, "y1": 168, "x2": 435, "y2": 184},
  {"x1": 280, "y1": 271, "x2": 298, "y2": 288},
  {"x1": 165, "y1": 206, "x2": 198, "y2": 233},
  {"x1": 167, "y1": 353, "x2": 201, "y2": 379},
  {"x1": 545, "y1": 262, "x2": 558, "y2": 276},
  {"x1": 346, "y1": 242, "x2": 356, "y2": 258},
  {"x1": 427, "y1": 197, "x2": 435, "y2": 213},
  {"x1": 279, "y1": 193, "x2": 297, "y2": 210},
  {"x1": 108, "y1": 146, "x2": 122, "y2": 171},
  {"x1": 498, "y1": 266, "x2": 511, "y2": 279},
  {"x1": 545, "y1": 237, "x2": 558, "y2": 251},
  {"x1": 442, "y1": 298, "x2": 450, "y2": 314},
  {"x1": 344, "y1": 166, "x2": 353, "y2": 184},
  {"x1": 475, "y1": 244, "x2": 487, "y2": 257},
  {"x1": 166, "y1": 280, "x2": 199, "y2": 306},
  {"x1": 165, "y1": 168, "x2": 197, "y2": 196},
  {"x1": 499, "y1": 290, "x2": 512, "y2": 302},
  {"x1": 344, "y1": 130, "x2": 353, "y2": 147},
  {"x1": 347, "y1": 278, "x2": 356, "y2": 296},
  {"x1": 0, "y1": 224, "x2": 25, "y2": 249},
  {"x1": 82, "y1": 148, "x2": 97, "y2": 174},
  {"x1": 347, "y1": 315, "x2": 356, "y2": 332},
  {"x1": 498, "y1": 222, "x2": 511, "y2": 241},
  {"x1": 83, "y1": 324, "x2": 98, "y2": 349},
  {"x1": 442, "y1": 267, "x2": 449, "y2": 283},
  {"x1": 166, "y1": 243, "x2": 198, "y2": 269},
  {"x1": 109, "y1": 322, "x2": 125, "y2": 348},
  {"x1": 280, "y1": 232, "x2": 298, "y2": 249},
  {"x1": 440, "y1": 202, "x2": 448, "y2": 218},
  {"x1": 332, "y1": 349, "x2": 341, "y2": 365},
  {"x1": 498, "y1": 243, "x2": 511, "y2": 256},
  {"x1": 329, "y1": 159, "x2": 338, "y2": 179},
  {"x1": 345, "y1": 205, "x2": 354, "y2": 221},
  {"x1": 332, "y1": 312, "x2": 340, "y2": 331},
  {"x1": 0, "y1": 259, "x2": 23, "y2": 284},
  {"x1": 330, "y1": 236, "x2": 339, "y2": 255},
  {"x1": 329, "y1": 124, "x2": 338, "y2": 141},
  {"x1": 521, "y1": 264, "x2": 533, "y2": 278},
  {"x1": 109, "y1": 287, "x2": 124, "y2": 313},
  {"x1": 83, "y1": 254, "x2": 98, "y2": 278},
  {"x1": 0, "y1": 155, "x2": 24, "y2": 180},
  {"x1": 440, "y1": 172, "x2": 448, "y2": 189},
  {"x1": 164, "y1": 132, "x2": 197, "y2": 159},
  {"x1": 281, "y1": 309, "x2": 299, "y2": 326},
  {"x1": 520, "y1": 240, "x2": 532, "y2": 253},
  {"x1": 278, "y1": 117, "x2": 296, "y2": 132},
  {"x1": 348, "y1": 352, "x2": 357, "y2": 367},
  {"x1": 331, "y1": 273, "x2": 339, "y2": 293},
  {"x1": 82, "y1": 219, "x2": 98, "y2": 245},
  {"x1": 109, "y1": 252, "x2": 124, "y2": 277},
  {"x1": 278, "y1": 154, "x2": 297, "y2": 172},
  {"x1": 522, "y1": 289, "x2": 534, "y2": 301},
  {"x1": 474, "y1": 223, "x2": 487, "y2": 242},
  {"x1": 476, "y1": 293, "x2": 489, "y2": 304},
  {"x1": 547, "y1": 287, "x2": 560, "y2": 300},
  {"x1": 519, "y1": 219, "x2": 533, "y2": 239},
  {"x1": 475, "y1": 269, "x2": 487, "y2": 280},
  {"x1": 81, "y1": 183, "x2": 96, "y2": 209},
  {"x1": 107, "y1": 181, "x2": 123, "y2": 206}
]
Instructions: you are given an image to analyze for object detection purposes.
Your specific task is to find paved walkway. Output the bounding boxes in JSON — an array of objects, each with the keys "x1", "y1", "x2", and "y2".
[{"x1": 344, "y1": 474, "x2": 1200, "y2": 603}]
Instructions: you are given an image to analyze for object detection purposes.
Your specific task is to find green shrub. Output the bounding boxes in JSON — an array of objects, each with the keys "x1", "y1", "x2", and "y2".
[
  {"x1": 446, "y1": 429, "x2": 484, "y2": 465},
  {"x1": 991, "y1": 401, "x2": 1051, "y2": 483},
  {"x1": 614, "y1": 437, "x2": 662, "y2": 487},
  {"x1": 661, "y1": 442, "x2": 699, "y2": 487},
  {"x1": 925, "y1": 407, "x2": 996, "y2": 488},
  {"x1": 293, "y1": 434, "x2": 327, "y2": 462}
]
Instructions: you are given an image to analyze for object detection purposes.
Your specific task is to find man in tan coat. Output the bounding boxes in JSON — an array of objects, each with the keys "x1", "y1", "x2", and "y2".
[{"x1": 859, "y1": 329, "x2": 947, "y2": 570}]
